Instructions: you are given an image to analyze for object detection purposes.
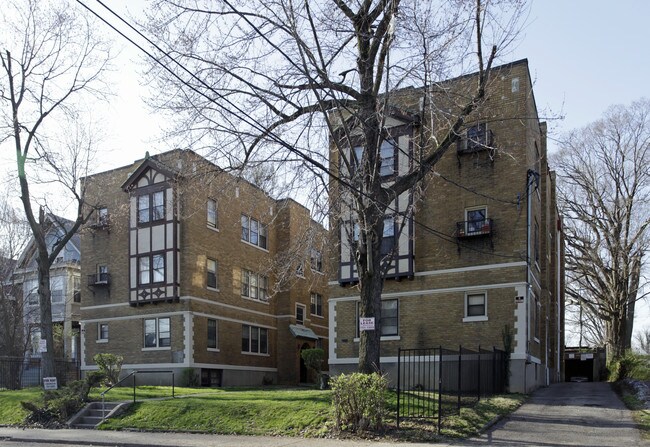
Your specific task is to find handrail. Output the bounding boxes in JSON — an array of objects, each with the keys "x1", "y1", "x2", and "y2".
[
  {"x1": 100, "y1": 370, "x2": 138, "y2": 420},
  {"x1": 98, "y1": 370, "x2": 175, "y2": 421}
]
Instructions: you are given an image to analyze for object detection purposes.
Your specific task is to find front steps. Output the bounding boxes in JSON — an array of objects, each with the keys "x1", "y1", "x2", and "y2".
[{"x1": 68, "y1": 401, "x2": 127, "y2": 429}]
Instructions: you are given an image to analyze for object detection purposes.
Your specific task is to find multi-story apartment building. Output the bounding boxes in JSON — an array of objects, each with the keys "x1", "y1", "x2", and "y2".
[
  {"x1": 327, "y1": 59, "x2": 565, "y2": 393},
  {"x1": 13, "y1": 217, "x2": 82, "y2": 361},
  {"x1": 80, "y1": 149, "x2": 328, "y2": 386}
]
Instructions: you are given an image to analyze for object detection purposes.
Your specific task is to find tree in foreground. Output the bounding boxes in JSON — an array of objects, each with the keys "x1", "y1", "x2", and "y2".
[
  {"x1": 0, "y1": 0, "x2": 112, "y2": 378},
  {"x1": 141, "y1": 0, "x2": 527, "y2": 372},
  {"x1": 555, "y1": 98, "x2": 650, "y2": 362}
]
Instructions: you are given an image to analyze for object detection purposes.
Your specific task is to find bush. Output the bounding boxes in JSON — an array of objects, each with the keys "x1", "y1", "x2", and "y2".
[
  {"x1": 182, "y1": 368, "x2": 199, "y2": 387},
  {"x1": 609, "y1": 351, "x2": 644, "y2": 381},
  {"x1": 301, "y1": 348, "x2": 325, "y2": 378},
  {"x1": 93, "y1": 353, "x2": 123, "y2": 386},
  {"x1": 330, "y1": 372, "x2": 387, "y2": 432}
]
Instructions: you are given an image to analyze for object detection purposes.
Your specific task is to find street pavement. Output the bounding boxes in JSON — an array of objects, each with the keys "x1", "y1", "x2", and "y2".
[{"x1": 0, "y1": 382, "x2": 644, "y2": 446}]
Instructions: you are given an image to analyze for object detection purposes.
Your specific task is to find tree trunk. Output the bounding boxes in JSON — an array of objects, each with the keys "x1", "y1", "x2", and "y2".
[{"x1": 37, "y1": 245, "x2": 55, "y2": 379}]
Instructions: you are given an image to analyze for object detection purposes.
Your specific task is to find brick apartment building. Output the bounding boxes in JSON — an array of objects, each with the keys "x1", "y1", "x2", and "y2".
[
  {"x1": 80, "y1": 149, "x2": 328, "y2": 386},
  {"x1": 327, "y1": 59, "x2": 565, "y2": 393}
]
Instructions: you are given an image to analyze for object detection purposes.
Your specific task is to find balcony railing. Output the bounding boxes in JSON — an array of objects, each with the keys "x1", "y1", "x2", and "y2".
[
  {"x1": 87, "y1": 273, "x2": 111, "y2": 287},
  {"x1": 456, "y1": 218, "x2": 493, "y2": 238}
]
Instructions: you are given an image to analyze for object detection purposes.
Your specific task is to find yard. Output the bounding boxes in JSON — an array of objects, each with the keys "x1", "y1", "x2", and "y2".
[{"x1": 0, "y1": 385, "x2": 524, "y2": 440}]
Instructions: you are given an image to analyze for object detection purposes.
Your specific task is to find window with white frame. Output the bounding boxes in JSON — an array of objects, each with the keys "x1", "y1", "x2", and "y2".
[
  {"x1": 351, "y1": 140, "x2": 396, "y2": 178},
  {"x1": 98, "y1": 323, "x2": 108, "y2": 341},
  {"x1": 97, "y1": 207, "x2": 109, "y2": 226},
  {"x1": 241, "y1": 324, "x2": 268, "y2": 354},
  {"x1": 241, "y1": 269, "x2": 269, "y2": 301},
  {"x1": 380, "y1": 217, "x2": 395, "y2": 255},
  {"x1": 465, "y1": 292, "x2": 487, "y2": 320},
  {"x1": 137, "y1": 190, "x2": 165, "y2": 224},
  {"x1": 466, "y1": 207, "x2": 488, "y2": 235},
  {"x1": 310, "y1": 249, "x2": 323, "y2": 272},
  {"x1": 207, "y1": 318, "x2": 217, "y2": 349},
  {"x1": 138, "y1": 254, "x2": 165, "y2": 285},
  {"x1": 296, "y1": 304, "x2": 305, "y2": 325},
  {"x1": 144, "y1": 317, "x2": 170, "y2": 348},
  {"x1": 296, "y1": 261, "x2": 305, "y2": 277},
  {"x1": 207, "y1": 258, "x2": 218, "y2": 289},
  {"x1": 310, "y1": 292, "x2": 323, "y2": 316},
  {"x1": 241, "y1": 215, "x2": 267, "y2": 249},
  {"x1": 207, "y1": 199, "x2": 218, "y2": 228},
  {"x1": 356, "y1": 299, "x2": 399, "y2": 337}
]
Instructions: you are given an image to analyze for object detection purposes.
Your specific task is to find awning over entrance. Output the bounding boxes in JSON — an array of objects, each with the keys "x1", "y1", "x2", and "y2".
[{"x1": 289, "y1": 324, "x2": 319, "y2": 340}]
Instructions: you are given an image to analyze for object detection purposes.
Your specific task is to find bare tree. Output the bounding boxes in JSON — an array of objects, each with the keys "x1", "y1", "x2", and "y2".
[
  {"x1": 0, "y1": 201, "x2": 32, "y2": 359},
  {"x1": 0, "y1": 0, "x2": 112, "y2": 378},
  {"x1": 635, "y1": 328, "x2": 650, "y2": 355},
  {"x1": 555, "y1": 98, "x2": 650, "y2": 362},
  {"x1": 135, "y1": 0, "x2": 527, "y2": 373}
]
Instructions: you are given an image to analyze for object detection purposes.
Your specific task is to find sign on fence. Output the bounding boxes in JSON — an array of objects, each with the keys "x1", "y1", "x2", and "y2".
[{"x1": 43, "y1": 377, "x2": 58, "y2": 390}]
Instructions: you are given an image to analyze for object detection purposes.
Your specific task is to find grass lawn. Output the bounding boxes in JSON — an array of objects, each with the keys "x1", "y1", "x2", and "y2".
[
  {"x1": 89, "y1": 385, "x2": 224, "y2": 402},
  {"x1": 99, "y1": 387, "x2": 333, "y2": 437},
  {"x1": 0, "y1": 388, "x2": 43, "y2": 425}
]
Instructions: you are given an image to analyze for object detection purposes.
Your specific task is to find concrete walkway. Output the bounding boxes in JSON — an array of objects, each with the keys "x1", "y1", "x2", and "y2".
[{"x1": 466, "y1": 381, "x2": 645, "y2": 446}]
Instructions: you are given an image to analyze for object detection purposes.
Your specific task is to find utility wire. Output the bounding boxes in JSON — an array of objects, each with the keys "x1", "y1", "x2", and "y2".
[{"x1": 77, "y1": 0, "x2": 526, "y2": 261}]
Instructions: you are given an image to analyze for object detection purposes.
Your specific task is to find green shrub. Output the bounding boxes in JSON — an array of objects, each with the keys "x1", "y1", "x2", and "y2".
[
  {"x1": 609, "y1": 351, "x2": 644, "y2": 381},
  {"x1": 330, "y1": 372, "x2": 387, "y2": 432},
  {"x1": 301, "y1": 348, "x2": 325, "y2": 375},
  {"x1": 93, "y1": 353, "x2": 123, "y2": 386}
]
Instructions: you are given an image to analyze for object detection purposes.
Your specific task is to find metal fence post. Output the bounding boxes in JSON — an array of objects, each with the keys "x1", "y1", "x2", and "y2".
[
  {"x1": 133, "y1": 373, "x2": 136, "y2": 403},
  {"x1": 477, "y1": 345, "x2": 481, "y2": 402},
  {"x1": 457, "y1": 345, "x2": 462, "y2": 414},
  {"x1": 397, "y1": 348, "x2": 401, "y2": 428},
  {"x1": 437, "y1": 346, "x2": 442, "y2": 435}
]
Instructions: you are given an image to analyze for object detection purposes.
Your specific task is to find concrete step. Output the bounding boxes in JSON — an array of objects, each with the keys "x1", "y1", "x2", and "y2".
[{"x1": 68, "y1": 402, "x2": 125, "y2": 429}]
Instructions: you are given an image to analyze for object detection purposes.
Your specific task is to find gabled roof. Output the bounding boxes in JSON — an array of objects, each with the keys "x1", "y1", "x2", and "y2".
[
  {"x1": 15, "y1": 214, "x2": 81, "y2": 270},
  {"x1": 121, "y1": 152, "x2": 181, "y2": 192}
]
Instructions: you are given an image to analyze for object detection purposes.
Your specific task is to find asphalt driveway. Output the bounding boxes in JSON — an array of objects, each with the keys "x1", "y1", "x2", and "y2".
[{"x1": 465, "y1": 381, "x2": 645, "y2": 446}]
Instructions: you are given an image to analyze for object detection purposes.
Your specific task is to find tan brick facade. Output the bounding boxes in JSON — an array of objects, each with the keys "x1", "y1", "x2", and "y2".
[
  {"x1": 80, "y1": 150, "x2": 328, "y2": 386},
  {"x1": 328, "y1": 60, "x2": 565, "y2": 393}
]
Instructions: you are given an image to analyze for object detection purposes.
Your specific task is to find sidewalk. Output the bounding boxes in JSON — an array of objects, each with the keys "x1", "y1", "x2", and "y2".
[{"x1": 0, "y1": 427, "x2": 451, "y2": 447}]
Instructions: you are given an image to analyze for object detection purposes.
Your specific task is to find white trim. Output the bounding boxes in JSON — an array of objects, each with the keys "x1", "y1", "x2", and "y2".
[
  {"x1": 82, "y1": 311, "x2": 277, "y2": 331},
  {"x1": 206, "y1": 286, "x2": 220, "y2": 292},
  {"x1": 242, "y1": 295, "x2": 270, "y2": 305},
  {"x1": 311, "y1": 322, "x2": 328, "y2": 331},
  {"x1": 207, "y1": 348, "x2": 220, "y2": 353},
  {"x1": 329, "y1": 281, "x2": 527, "y2": 301},
  {"x1": 184, "y1": 311, "x2": 193, "y2": 365},
  {"x1": 141, "y1": 347, "x2": 171, "y2": 352},
  {"x1": 329, "y1": 356, "x2": 398, "y2": 365},
  {"x1": 207, "y1": 225, "x2": 219, "y2": 233},
  {"x1": 329, "y1": 298, "x2": 337, "y2": 362},
  {"x1": 241, "y1": 352, "x2": 271, "y2": 357},
  {"x1": 80, "y1": 302, "x2": 130, "y2": 311},
  {"x1": 353, "y1": 335, "x2": 400, "y2": 342},
  {"x1": 180, "y1": 296, "x2": 274, "y2": 318},
  {"x1": 96, "y1": 339, "x2": 108, "y2": 344},
  {"x1": 82, "y1": 363, "x2": 278, "y2": 372},
  {"x1": 80, "y1": 322, "x2": 86, "y2": 368},
  {"x1": 463, "y1": 316, "x2": 488, "y2": 323},
  {"x1": 240, "y1": 239, "x2": 270, "y2": 253}
]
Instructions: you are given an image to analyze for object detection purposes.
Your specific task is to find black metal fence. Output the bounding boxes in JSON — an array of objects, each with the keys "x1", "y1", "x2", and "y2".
[
  {"x1": 396, "y1": 346, "x2": 507, "y2": 432},
  {"x1": 0, "y1": 356, "x2": 80, "y2": 390}
]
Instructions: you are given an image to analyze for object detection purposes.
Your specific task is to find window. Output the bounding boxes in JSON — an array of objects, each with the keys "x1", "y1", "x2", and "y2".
[
  {"x1": 534, "y1": 219, "x2": 540, "y2": 265},
  {"x1": 355, "y1": 299, "x2": 399, "y2": 337},
  {"x1": 296, "y1": 261, "x2": 305, "y2": 277},
  {"x1": 241, "y1": 269, "x2": 269, "y2": 301},
  {"x1": 207, "y1": 318, "x2": 217, "y2": 349},
  {"x1": 137, "y1": 191, "x2": 165, "y2": 224},
  {"x1": 51, "y1": 289, "x2": 64, "y2": 304},
  {"x1": 27, "y1": 292, "x2": 38, "y2": 306},
  {"x1": 97, "y1": 265, "x2": 109, "y2": 283},
  {"x1": 139, "y1": 254, "x2": 165, "y2": 285},
  {"x1": 296, "y1": 304, "x2": 305, "y2": 325},
  {"x1": 144, "y1": 317, "x2": 171, "y2": 348},
  {"x1": 310, "y1": 292, "x2": 323, "y2": 316},
  {"x1": 98, "y1": 323, "x2": 108, "y2": 341},
  {"x1": 379, "y1": 140, "x2": 395, "y2": 177},
  {"x1": 464, "y1": 123, "x2": 491, "y2": 151},
  {"x1": 97, "y1": 207, "x2": 109, "y2": 226},
  {"x1": 241, "y1": 215, "x2": 267, "y2": 249},
  {"x1": 465, "y1": 292, "x2": 487, "y2": 319},
  {"x1": 207, "y1": 258, "x2": 218, "y2": 289},
  {"x1": 381, "y1": 299, "x2": 398, "y2": 336},
  {"x1": 352, "y1": 140, "x2": 395, "y2": 178},
  {"x1": 380, "y1": 217, "x2": 395, "y2": 256},
  {"x1": 466, "y1": 207, "x2": 488, "y2": 235},
  {"x1": 310, "y1": 249, "x2": 323, "y2": 272},
  {"x1": 73, "y1": 277, "x2": 81, "y2": 303},
  {"x1": 241, "y1": 324, "x2": 268, "y2": 354},
  {"x1": 207, "y1": 199, "x2": 218, "y2": 228}
]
